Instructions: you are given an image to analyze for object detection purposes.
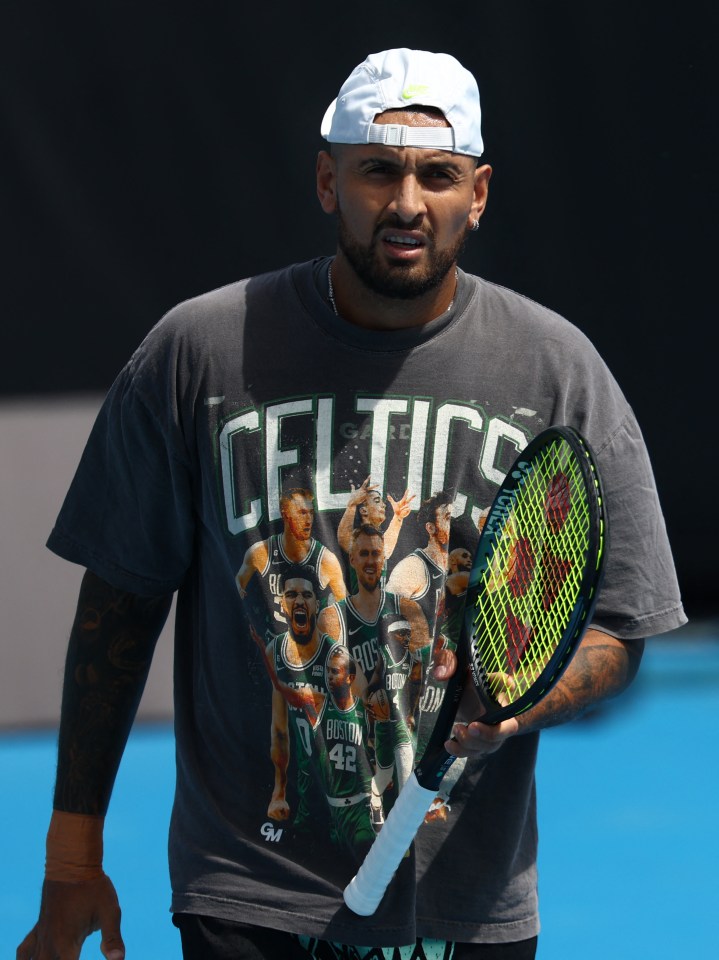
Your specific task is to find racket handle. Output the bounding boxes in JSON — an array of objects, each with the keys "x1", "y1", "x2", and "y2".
[{"x1": 343, "y1": 773, "x2": 436, "y2": 916}]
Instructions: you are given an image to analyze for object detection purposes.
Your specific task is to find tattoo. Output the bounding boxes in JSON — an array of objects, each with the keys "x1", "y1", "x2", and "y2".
[
  {"x1": 54, "y1": 570, "x2": 173, "y2": 814},
  {"x1": 517, "y1": 632, "x2": 644, "y2": 734}
]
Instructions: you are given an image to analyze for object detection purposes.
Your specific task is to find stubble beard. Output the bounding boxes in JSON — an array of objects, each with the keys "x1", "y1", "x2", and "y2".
[
  {"x1": 337, "y1": 207, "x2": 467, "y2": 300},
  {"x1": 360, "y1": 574, "x2": 381, "y2": 593}
]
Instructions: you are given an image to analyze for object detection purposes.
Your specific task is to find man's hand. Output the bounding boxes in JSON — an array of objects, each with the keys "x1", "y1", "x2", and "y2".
[
  {"x1": 17, "y1": 875, "x2": 125, "y2": 960},
  {"x1": 443, "y1": 668, "x2": 518, "y2": 759},
  {"x1": 267, "y1": 796, "x2": 291, "y2": 821},
  {"x1": 445, "y1": 715, "x2": 519, "y2": 758},
  {"x1": 387, "y1": 488, "x2": 415, "y2": 520},
  {"x1": 347, "y1": 476, "x2": 376, "y2": 508}
]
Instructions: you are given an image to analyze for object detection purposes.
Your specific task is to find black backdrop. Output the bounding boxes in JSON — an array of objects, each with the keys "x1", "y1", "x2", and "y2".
[{"x1": 2, "y1": 1, "x2": 716, "y2": 616}]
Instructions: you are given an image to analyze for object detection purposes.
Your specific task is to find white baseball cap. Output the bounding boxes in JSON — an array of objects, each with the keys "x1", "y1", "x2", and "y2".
[{"x1": 321, "y1": 48, "x2": 484, "y2": 158}]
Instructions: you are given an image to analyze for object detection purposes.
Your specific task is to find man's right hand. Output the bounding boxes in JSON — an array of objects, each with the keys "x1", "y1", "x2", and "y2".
[{"x1": 16, "y1": 875, "x2": 125, "y2": 960}]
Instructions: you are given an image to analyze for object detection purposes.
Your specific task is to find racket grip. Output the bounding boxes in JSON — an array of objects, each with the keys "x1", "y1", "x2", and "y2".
[{"x1": 343, "y1": 773, "x2": 436, "y2": 916}]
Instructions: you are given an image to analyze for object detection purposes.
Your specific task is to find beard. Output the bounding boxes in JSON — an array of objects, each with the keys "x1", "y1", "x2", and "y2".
[
  {"x1": 337, "y1": 206, "x2": 467, "y2": 300},
  {"x1": 289, "y1": 609, "x2": 316, "y2": 645},
  {"x1": 358, "y1": 572, "x2": 381, "y2": 592}
]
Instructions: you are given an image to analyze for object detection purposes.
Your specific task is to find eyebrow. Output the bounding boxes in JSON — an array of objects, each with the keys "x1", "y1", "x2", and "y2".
[{"x1": 356, "y1": 154, "x2": 467, "y2": 175}]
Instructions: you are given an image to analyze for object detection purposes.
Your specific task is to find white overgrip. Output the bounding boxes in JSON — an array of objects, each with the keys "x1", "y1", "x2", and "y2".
[{"x1": 343, "y1": 773, "x2": 437, "y2": 916}]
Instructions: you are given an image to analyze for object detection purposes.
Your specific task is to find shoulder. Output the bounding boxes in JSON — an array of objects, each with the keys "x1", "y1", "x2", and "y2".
[
  {"x1": 318, "y1": 602, "x2": 341, "y2": 623},
  {"x1": 388, "y1": 552, "x2": 422, "y2": 577},
  {"x1": 246, "y1": 537, "x2": 271, "y2": 564},
  {"x1": 146, "y1": 262, "x2": 306, "y2": 348},
  {"x1": 463, "y1": 273, "x2": 597, "y2": 349},
  {"x1": 387, "y1": 554, "x2": 426, "y2": 594},
  {"x1": 118, "y1": 262, "x2": 313, "y2": 407},
  {"x1": 461, "y1": 272, "x2": 632, "y2": 440},
  {"x1": 320, "y1": 543, "x2": 342, "y2": 565}
]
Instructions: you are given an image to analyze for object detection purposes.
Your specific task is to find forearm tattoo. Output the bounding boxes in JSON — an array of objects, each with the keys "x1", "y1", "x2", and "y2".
[
  {"x1": 53, "y1": 570, "x2": 173, "y2": 815},
  {"x1": 517, "y1": 632, "x2": 645, "y2": 734}
]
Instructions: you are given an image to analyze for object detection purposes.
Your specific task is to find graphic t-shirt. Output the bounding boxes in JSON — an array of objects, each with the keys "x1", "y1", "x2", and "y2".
[{"x1": 47, "y1": 258, "x2": 686, "y2": 947}]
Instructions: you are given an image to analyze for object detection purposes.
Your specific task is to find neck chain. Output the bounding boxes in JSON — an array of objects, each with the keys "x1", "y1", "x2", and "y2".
[
  {"x1": 327, "y1": 260, "x2": 458, "y2": 319},
  {"x1": 327, "y1": 262, "x2": 339, "y2": 316}
]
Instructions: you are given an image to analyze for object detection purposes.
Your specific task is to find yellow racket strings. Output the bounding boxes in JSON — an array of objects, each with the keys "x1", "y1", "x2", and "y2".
[{"x1": 471, "y1": 439, "x2": 592, "y2": 705}]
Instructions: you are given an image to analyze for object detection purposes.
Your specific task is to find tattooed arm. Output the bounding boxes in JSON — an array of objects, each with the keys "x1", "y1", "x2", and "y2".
[
  {"x1": 54, "y1": 568, "x2": 173, "y2": 813},
  {"x1": 17, "y1": 568, "x2": 173, "y2": 960},
  {"x1": 514, "y1": 629, "x2": 644, "y2": 734},
  {"x1": 447, "y1": 629, "x2": 644, "y2": 757}
]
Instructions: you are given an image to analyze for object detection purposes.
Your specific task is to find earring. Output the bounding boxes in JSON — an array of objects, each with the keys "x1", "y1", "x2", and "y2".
[{"x1": 470, "y1": 218, "x2": 480, "y2": 232}]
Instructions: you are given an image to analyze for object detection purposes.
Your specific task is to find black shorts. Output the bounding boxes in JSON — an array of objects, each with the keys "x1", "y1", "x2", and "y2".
[{"x1": 172, "y1": 914, "x2": 538, "y2": 960}]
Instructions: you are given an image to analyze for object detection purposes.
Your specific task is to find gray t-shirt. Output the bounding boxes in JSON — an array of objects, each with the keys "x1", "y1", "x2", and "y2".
[{"x1": 48, "y1": 258, "x2": 686, "y2": 946}]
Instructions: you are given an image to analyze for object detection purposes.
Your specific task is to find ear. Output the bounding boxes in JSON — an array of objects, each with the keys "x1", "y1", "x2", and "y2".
[
  {"x1": 468, "y1": 162, "x2": 492, "y2": 227},
  {"x1": 317, "y1": 150, "x2": 339, "y2": 214}
]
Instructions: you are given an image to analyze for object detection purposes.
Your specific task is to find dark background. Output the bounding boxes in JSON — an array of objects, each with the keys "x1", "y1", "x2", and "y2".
[{"x1": 2, "y1": 0, "x2": 716, "y2": 616}]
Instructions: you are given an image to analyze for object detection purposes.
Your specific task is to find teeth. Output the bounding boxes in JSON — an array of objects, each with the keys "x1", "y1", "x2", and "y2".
[{"x1": 386, "y1": 236, "x2": 420, "y2": 246}]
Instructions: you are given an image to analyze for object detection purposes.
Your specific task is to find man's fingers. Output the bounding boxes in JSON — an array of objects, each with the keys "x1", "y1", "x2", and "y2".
[
  {"x1": 100, "y1": 899, "x2": 125, "y2": 960},
  {"x1": 16, "y1": 924, "x2": 38, "y2": 960},
  {"x1": 16, "y1": 926, "x2": 82, "y2": 960},
  {"x1": 446, "y1": 715, "x2": 519, "y2": 757},
  {"x1": 101, "y1": 938, "x2": 126, "y2": 960},
  {"x1": 18, "y1": 875, "x2": 124, "y2": 960}
]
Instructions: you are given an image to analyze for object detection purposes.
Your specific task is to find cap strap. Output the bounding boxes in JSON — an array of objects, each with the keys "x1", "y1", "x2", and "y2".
[{"x1": 367, "y1": 123, "x2": 455, "y2": 150}]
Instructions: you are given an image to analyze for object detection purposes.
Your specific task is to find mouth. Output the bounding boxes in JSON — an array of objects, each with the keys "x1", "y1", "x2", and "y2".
[
  {"x1": 363, "y1": 567, "x2": 381, "y2": 590},
  {"x1": 381, "y1": 230, "x2": 428, "y2": 261},
  {"x1": 292, "y1": 608, "x2": 309, "y2": 629},
  {"x1": 385, "y1": 234, "x2": 423, "y2": 246}
]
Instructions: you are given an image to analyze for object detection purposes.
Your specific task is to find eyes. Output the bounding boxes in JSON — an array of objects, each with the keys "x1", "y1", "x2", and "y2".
[{"x1": 359, "y1": 162, "x2": 461, "y2": 187}]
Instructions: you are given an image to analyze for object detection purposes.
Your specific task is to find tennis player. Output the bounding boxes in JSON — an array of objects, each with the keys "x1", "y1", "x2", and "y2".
[{"x1": 18, "y1": 48, "x2": 685, "y2": 960}]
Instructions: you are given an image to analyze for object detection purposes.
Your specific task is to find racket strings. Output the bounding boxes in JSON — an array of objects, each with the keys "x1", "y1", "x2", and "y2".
[{"x1": 470, "y1": 441, "x2": 593, "y2": 706}]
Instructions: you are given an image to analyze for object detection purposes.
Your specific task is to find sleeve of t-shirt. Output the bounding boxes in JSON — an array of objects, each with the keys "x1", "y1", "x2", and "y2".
[
  {"x1": 46, "y1": 352, "x2": 195, "y2": 597},
  {"x1": 589, "y1": 411, "x2": 687, "y2": 640}
]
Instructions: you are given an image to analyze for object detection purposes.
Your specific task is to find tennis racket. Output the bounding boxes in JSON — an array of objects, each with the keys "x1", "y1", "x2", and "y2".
[{"x1": 343, "y1": 425, "x2": 607, "y2": 915}]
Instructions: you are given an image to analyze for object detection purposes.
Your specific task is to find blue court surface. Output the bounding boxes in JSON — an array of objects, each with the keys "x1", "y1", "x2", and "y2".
[{"x1": 3, "y1": 629, "x2": 717, "y2": 959}]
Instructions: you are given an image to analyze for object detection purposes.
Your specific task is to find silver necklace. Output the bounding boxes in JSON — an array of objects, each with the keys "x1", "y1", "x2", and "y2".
[
  {"x1": 327, "y1": 262, "x2": 339, "y2": 315},
  {"x1": 327, "y1": 261, "x2": 458, "y2": 318}
]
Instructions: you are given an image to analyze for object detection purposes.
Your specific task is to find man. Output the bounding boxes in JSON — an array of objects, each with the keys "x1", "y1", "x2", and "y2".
[
  {"x1": 365, "y1": 613, "x2": 427, "y2": 816},
  {"x1": 255, "y1": 567, "x2": 337, "y2": 825},
  {"x1": 319, "y1": 524, "x2": 435, "y2": 831},
  {"x1": 318, "y1": 524, "x2": 432, "y2": 678},
  {"x1": 440, "y1": 545, "x2": 472, "y2": 645},
  {"x1": 336, "y1": 475, "x2": 415, "y2": 566},
  {"x1": 237, "y1": 486, "x2": 347, "y2": 638},
  {"x1": 387, "y1": 492, "x2": 455, "y2": 766},
  {"x1": 387, "y1": 491, "x2": 454, "y2": 638},
  {"x1": 321, "y1": 645, "x2": 376, "y2": 858},
  {"x1": 255, "y1": 571, "x2": 375, "y2": 858},
  {"x1": 19, "y1": 48, "x2": 685, "y2": 960}
]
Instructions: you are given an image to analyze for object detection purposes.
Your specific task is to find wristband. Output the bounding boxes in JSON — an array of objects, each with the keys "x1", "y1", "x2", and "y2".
[{"x1": 45, "y1": 810, "x2": 105, "y2": 882}]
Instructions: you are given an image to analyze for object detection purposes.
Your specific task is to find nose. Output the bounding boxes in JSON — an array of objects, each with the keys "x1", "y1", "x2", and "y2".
[{"x1": 389, "y1": 174, "x2": 426, "y2": 224}]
